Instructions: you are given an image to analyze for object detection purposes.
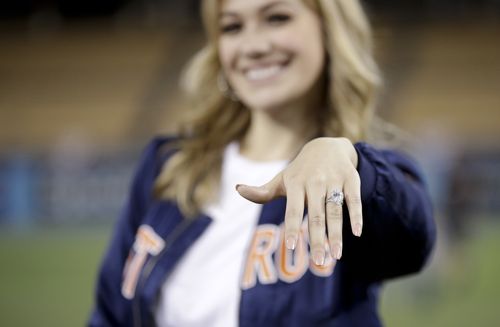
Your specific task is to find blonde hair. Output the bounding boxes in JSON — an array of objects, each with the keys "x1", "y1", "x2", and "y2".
[{"x1": 154, "y1": 0, "x2": 382, "y2": 217}]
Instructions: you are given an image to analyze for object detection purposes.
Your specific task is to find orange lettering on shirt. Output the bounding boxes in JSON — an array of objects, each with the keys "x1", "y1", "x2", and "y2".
[
  {"x1": 121, "y1": 225, "x2": 165, "y2": 299},
  {"x1": 309, "y1": 241, "x2": 336, "y2": 277},
  {"x1": 300, "y1": 216, "x2": 336, "y2": 277},
  {"x1": 241, "y1": 225, "x2": 279, "y2": 290},
  {"x1": 276, "y1": 222, "x2": 309, "y2": 283}
]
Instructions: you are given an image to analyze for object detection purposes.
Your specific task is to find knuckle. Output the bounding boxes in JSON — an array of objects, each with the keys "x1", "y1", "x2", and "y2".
[
  {"x1": 346, "y1": 193, "x2": 362, "y2": 206},
  {"x1": 327, "y1": 206, "x2": 342, "y2": 218},
  {"x1": 328, "y1": 234, "x2": 342, "y2": 244},
  {"x1": 309, "y1": 215, "x2": 325, "y2": 227},
  {"x1": 285, "y1": 227, "x2": 299, "y2": 236},
  {"x1": 284, "y1": 172, "x2": 301, "y2": 185},
  {"x1": 309, "y1": 174, "x2": 328, "y2": 187},
  {"x1": 310, "y1": 243, "x2": 324, "y2": 251},
  {"x1": 285, "y1": 208, "x2": 302, "y2": 219}
]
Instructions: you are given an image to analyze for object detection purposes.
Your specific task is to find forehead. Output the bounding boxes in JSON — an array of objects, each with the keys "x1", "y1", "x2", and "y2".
[{"x1": 219, "y1": 0, "x2": 304, "y2": 14}]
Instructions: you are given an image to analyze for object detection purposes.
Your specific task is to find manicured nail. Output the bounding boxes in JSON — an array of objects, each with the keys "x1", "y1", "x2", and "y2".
[
  {"x1": 286, "y1": 235, "x2": 297, "y2": 250},
  {"x1": 354, "y1": 223, "x2": 362, "y2": 237},
  {"x1": 313, "y1": 250, "x2": 325, "y2": 266},
  {"x1": 331, "y1": 243, "x2": 342, "y2": 260}
]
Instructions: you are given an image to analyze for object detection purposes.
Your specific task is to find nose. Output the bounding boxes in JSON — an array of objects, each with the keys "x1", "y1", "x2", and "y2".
[{"x1": 239, "y1": 30, "x2": 272, "y2": 59}]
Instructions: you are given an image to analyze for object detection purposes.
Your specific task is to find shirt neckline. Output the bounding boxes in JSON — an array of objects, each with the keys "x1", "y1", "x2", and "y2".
[{"x1": 226, "y1": 142, "x2": 289, "y2": 168}]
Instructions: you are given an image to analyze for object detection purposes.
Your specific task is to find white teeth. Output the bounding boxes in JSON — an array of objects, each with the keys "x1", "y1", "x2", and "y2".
[{"x1": 245, "y1": 65, "x2": 283, "y2": 81}]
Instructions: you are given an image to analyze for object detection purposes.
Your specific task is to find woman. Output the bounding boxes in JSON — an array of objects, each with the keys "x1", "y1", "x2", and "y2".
[{"x1": 89, "y1": 0, "x2": 436, "y2": 326}]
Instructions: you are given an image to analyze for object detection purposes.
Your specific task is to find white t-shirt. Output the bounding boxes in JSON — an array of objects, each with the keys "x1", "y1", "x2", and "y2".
[{"x1": 155, "y1": 142, "x2": 287, "y2": 327}]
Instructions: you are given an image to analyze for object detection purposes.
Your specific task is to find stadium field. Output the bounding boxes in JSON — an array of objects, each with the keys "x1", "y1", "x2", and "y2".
[{"x1": 0, "y1": 222, "x2": 499, "y2": 326}]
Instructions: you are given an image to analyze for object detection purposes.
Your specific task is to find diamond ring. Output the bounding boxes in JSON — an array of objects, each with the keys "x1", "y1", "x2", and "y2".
[{"x1": 326, "y1": 190, "x2": 344, "y2": 206}]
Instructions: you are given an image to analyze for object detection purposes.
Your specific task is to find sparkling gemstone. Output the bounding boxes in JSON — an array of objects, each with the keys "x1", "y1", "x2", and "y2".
[{"x1": 329, "y1": 191, "x2": 344, "y2": 205}]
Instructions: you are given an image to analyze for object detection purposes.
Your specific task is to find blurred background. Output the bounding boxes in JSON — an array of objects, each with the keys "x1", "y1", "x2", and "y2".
[{"x1": 0, "y1": 0, "x2": 499, "y2": 326}]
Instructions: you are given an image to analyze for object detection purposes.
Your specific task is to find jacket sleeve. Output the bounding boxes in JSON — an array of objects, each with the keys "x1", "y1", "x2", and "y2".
[
  {"x1": 88, "y1": 138, "x2": 169, "y2": 327},
  {"x1": 341, "y1": 142, "x2": 436, "y2": 282}
]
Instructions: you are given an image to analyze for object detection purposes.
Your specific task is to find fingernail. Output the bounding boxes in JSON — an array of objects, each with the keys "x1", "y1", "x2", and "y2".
[
  {"x1": 354, "y1": 223, "x2": 362, "y2": 237},
  {"x1": 286, "y1": 235, "x2": 297, "y2": 250},
  {"x1": 235, "y1": 184, "x2": 242, "y2": 191},
  {"x1": 313, "y1": 250, "x2": 325, "y2": 266},
  {"x1": 331, "y1": 243, "x2": 342, "y2": 260}
]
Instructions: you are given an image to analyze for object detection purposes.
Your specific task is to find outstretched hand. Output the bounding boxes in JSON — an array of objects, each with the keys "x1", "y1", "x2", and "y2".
[{"x1": 236, "y1": 137, "x2": 363, "y2": 265}]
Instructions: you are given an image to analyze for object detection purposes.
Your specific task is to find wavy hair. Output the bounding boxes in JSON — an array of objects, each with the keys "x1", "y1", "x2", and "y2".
[{"x1": 154, "y1": 0, "x2": 382, "y2": 217}]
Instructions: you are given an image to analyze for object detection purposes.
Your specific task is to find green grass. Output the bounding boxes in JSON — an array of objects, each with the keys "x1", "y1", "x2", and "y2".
[
  {"x1": 0, "y1": 227, "x2": 111, "y2": 327},
  {"x1": 380, "y1": 221, "x2": 500, "y2": 326},
  {"x1": 1, "y1": 221, "x2": 499, "y2": 326}
]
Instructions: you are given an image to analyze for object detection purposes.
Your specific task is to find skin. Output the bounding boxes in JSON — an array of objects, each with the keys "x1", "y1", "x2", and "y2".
[{"x1": 218, "y1": 0, "x2": 362, "y2": 265}]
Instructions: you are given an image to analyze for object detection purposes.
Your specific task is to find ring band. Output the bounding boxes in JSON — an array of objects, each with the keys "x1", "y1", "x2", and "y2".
[{"x1": 326, "y1": 190, "x2": 344, "y2": 206}]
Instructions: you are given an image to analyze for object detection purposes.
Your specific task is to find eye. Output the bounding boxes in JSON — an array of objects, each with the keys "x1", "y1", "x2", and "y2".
[
  {"x1": 267, "y1": 13, "x2": 291, "y2": 25},
  {"x1": 220, "y1": 22, "x2": 242, "y2": 34}
]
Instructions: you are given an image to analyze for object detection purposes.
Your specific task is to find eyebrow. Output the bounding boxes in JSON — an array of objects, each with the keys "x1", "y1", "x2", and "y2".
[{"x1": 219, "y1": 0, "x2": 293, "y2": 19}]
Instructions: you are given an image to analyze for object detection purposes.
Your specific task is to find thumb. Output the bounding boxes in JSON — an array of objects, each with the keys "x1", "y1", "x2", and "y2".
[{"x1": 236, "y1": 173, "x2": 284, "y2": 204}]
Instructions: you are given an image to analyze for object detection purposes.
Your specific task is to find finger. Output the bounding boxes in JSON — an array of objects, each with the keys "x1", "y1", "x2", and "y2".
[
  {"x1": 344, "y1": 171, "x2": 363, "y2": 237},
  {"x1": 236, "y1": 172, "x2": 284, "y2": 204},
  {"x1": 326, "y1": 188, "x2": 344, "y2": 260},
  {"x1": 284, "y1": 184, "x2": 305, "y2": 250},
  {"x1": 306, "y1": 180, "x2": 327, "y2": 266}
]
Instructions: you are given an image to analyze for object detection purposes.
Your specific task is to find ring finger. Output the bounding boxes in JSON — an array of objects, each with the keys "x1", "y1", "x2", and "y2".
[
  {"x1": 326, "y1": 187, "x2": 344, "y2": 260},
  {"x1": 305, "y1": 181, "x2": 327, "y2": 266}
]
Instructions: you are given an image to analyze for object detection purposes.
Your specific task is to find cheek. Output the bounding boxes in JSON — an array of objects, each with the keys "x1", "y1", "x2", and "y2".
[
  {"x1": 304, "y1": 40, "x2": 325, "y2": 71},
  {"x1": 274, "y1": 25, "x2": 324, "y2": 65},
  {"x1": 270, "y1": 30, "x2": 301, "y2": 52},
  {"x1": 293, "y1": 33, "x2": 324, "y2": 75},
  {"x1": 218, "y1": 40, "x2": 236, "y2": 72}
]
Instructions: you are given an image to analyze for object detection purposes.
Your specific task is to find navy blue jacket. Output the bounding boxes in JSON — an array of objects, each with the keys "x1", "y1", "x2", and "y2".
[{"x1": 89, "y1": 137, "x2": 436, "y2": 327}]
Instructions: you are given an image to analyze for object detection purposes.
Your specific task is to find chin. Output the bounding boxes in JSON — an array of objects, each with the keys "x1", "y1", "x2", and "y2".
[
  {"x1": 239, "y1": 87, "x2": 298, "y2": 112},
  {"x1": 242, "y1": 97, "x2": 290, "y2": 112}
]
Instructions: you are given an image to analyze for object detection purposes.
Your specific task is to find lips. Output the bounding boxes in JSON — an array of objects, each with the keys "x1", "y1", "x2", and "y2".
[
  {"x1": 245, "y1": 64, "x2": 283, "y2": 81},
  {"x1": 242, "y1": 60, "x2": 290, "y2": 82}
]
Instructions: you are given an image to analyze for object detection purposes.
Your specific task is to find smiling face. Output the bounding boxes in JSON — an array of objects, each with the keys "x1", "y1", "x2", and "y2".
[{"x1": 217, "y1": 0, "x2": 326, "y2": 112}]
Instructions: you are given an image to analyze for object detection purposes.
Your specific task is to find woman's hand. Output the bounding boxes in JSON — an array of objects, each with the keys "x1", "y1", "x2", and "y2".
[{"x1": 236, "y1": 137, "x2": 363, "y2": 265}]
